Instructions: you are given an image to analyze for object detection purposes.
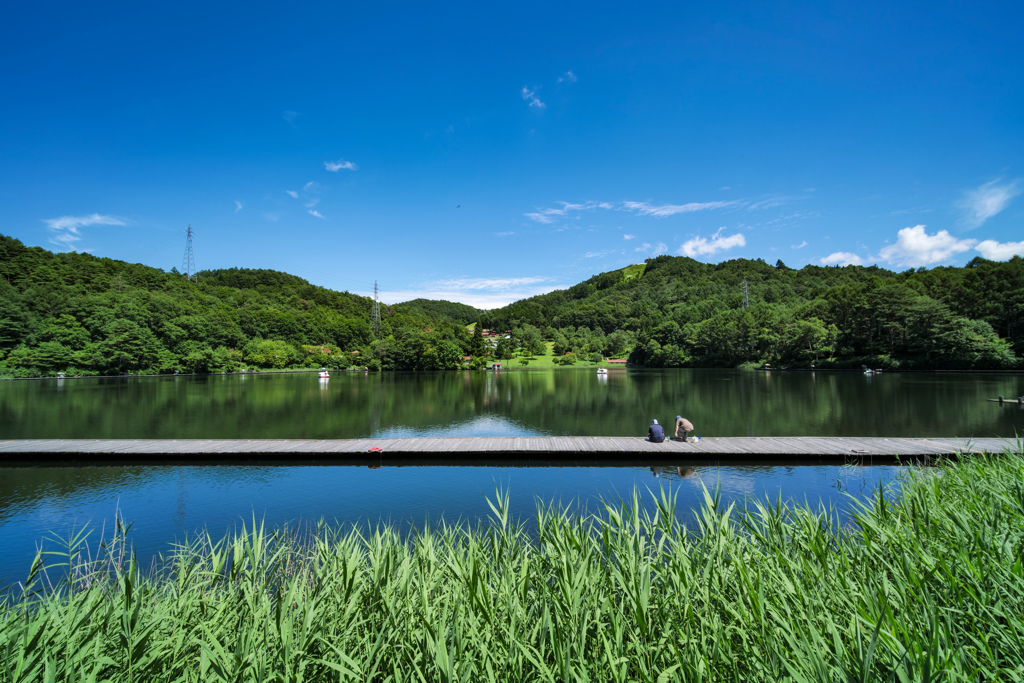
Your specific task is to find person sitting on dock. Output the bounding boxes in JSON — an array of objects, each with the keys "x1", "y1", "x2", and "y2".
[
  {"x1": 648, "y1": 419, "x2": 665, "y2": 443},
  {"x1": 675, "y1": 415, "x2": 694, "y2": 442}
]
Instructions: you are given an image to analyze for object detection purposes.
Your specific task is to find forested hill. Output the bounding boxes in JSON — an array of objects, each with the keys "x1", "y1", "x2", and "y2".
[
  {"x1": 2, "y1": 234, "x2": 1022, "y2": 376},
  {"x1": 480, "y1": 255, "x2": 1024, "y2": 369},
  {"x1": 0, "y1": 234, "x2": 476, "y2": 376},
  {"x1": 392, "y1": 299, "x2": 483, "y2": 325}
]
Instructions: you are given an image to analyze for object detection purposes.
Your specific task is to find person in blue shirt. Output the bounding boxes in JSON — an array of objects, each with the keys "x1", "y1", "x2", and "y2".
[{"x1": 647, "y1": 419, "x2": 665, "y2": 443}]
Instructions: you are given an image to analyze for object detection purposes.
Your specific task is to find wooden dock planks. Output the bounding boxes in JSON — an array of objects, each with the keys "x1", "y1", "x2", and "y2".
[{"x1": 0, "y1": 436, "x2": 1017, "y2": 461}]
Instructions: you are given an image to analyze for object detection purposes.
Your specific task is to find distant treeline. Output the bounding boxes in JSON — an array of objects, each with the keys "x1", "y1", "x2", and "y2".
[
  {"x1": 480, "y1": 255, "x2": 1023, "y2": 370},
  {"x1": 2, "y1": 234, "x2": 1021, "y2": 376}
]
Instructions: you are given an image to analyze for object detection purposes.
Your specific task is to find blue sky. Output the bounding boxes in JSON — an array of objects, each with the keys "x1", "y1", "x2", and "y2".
[{"x1": 2, "y1": 1, "x2": 1022, "y2": 308}]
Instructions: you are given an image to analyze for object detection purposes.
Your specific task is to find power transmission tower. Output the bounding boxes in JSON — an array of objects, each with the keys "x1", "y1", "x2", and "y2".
[
  {"x1": 741, "y1": 278, "x2": 750, "y2": 309},
  {"x1": 181, "y1": 225, "x2": 197, "y2": 282},
  {"x1": 370, "y1": 280, "x2": 382, "y2": 338}
]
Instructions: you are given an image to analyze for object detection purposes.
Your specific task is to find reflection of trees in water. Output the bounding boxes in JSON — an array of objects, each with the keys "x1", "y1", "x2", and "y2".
[
  {"x1": 0, "y1": 370, "x2": 1018, "y2": 439},
  {"x1": 0, "y1": 466, "x2": 148, "y2": 525}
]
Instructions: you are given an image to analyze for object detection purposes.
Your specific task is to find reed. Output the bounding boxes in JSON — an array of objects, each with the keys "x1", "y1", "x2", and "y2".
[{"x1": 2, "y1": 448, "x2": 1023, "y2": 682}]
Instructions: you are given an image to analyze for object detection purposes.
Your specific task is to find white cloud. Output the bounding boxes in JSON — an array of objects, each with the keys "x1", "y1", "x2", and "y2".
[
  {"x1": 558, "y1": 70, "x2": 577, "y2": 83},
  {"x1": 624, "y1": 200, "x2": 737, "y2": 217},
  {"x1": 43, "y1": 213, "x2": 125, "y2": 232},
  {"x1": 234, "y1": 200, "x2": 243, "y2": 212},
  {"x1": 325, "y1": 159, "x2": 358, "y2": 172},
  {"x1": 305, "y1": 199, "x2": 320, "y2": 208},
  {"x1": 521, "y1": 86, "x2": 545, "y2": 109},
  {"x1": 286, "y1": 190, "x2": 299, "y2": 199},
  {"x1": 975, "y1": 239, "x2": 1024, "y2": 260},
  {"x1": 878, "y1": 224, "x2": 976, "y2": 267},
  {"x1": 959, "y1": 179, "x2": 1021, "y2": 229},
  {"x1": 494, "y1": 231, "x2": 515, "y2": 237},
  {"x1": 819, "y1": 252, "x2": 864, "y2": 266},
  {"x1": 623, "y1": 234, "x2": 635, "y2": 240},
  {"x1": 376, "y1": 276, "x2": 563, "y2": 309},
  {"x1": 791, "y1": 240, "x2": 807, "y2": 249},
  {"x1": 524, "y1": 201, "x2": 603, "y2": 223},
  {"x1": 432, "y1": 276, "x2": 550, "y2": 291},
  {"x1": 308, "y1": 209, "x2": 325, "y2": 219},
  {"x1": 635, "y1": 242, "x2": 667, "y2": 256},
  {"x1": 747, "y1": 196, "x2": 788, "y2": 210},
  {"x1": 679, "y1": 228, "x2": 746, "y2": 258},
  {"x1": 42, "y1": 213, "x2": 126, "y2": 249},
  {"x1": 304, "y1": 181, "x2": 318, "y2": 192}
]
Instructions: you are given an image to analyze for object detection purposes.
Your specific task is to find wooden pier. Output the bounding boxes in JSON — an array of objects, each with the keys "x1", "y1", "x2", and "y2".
[{"x1": 0, "y1": 437, "x2": 1015, "y2": 464}]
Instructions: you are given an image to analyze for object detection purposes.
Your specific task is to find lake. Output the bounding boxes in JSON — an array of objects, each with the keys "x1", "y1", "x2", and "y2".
[{"x1": 0, "y1": 368, "x2": 1021, "y2": 584}]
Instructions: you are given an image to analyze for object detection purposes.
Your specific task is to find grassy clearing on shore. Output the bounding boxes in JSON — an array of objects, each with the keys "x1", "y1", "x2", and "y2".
[
  {"x1": 497, "y1": 341, "x2": 626, "y2": 369},
  {"x1": 2, "y1": 449, "x2": 1023, "y2": 681}
]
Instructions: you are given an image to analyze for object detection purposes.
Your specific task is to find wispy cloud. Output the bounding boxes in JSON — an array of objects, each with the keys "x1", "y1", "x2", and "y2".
[
  {"x1": 325, "y1": 159, "x2": 358, "y2": 172},
  {"x1": 623, "y1": 234, "x2": 635, "y2": 240},
  {"x1": 975, "y1": 239, "x2": 1024, "y2": 260},
  {"x1": 583, "y1": 250, "x2": 615, "y2": 259},
  {"x1": 263, "y1": 212, "x2": 281, "y2": 222},
  {"x1": 307, "y1": 209, "x2": 324, "y2": 219},
  {"x1": 379, "y1": 276, "x2": 563, "y2": 308},
  {"x1": 679, "y1": 228, "x2": 745, "y2": 258},
  {"x1": 432, "y1": 276, "x2": 550, "y2": 291},
  {"x1": 819, "y1": 252, "x2": 865, "y2": 266},
  {"x1": 958, "y1": 178, "x2": 1021, "y2": 229},
  {"x1": 305, "y1": 199, "x2": 320, "y2": 208},
  {"x1": 43, "y1": 213, "x2": 126, "y2": 249},
  {"x1": 635, "y1": 242, "x2": 668, "y2": 257},
  {"x1": 558, "y1": 70, "x2": 577, "y2": 83},
  {"x1": 521, "y1": 86, "x2": 545, "y2": 109},
  {"x1": 494, "y1": 231, "x2": 515, "y2": 237},
  {"x1": 303, "y1": 181, "x2": 318, "y2": 192},
  {"x1": 746, "y1": 196, "x2": 789, "y2": 210},
  {"x1": 286, "y1": 190, "x2": 299, "y2": 199},
  {"x1": 283, "y1": 110, "x2": 300, "y2": 125},
  {"x1": 878, "y1": 224, "x2": 976, "y2": 267},
  {"x1": 524, "y1": 201, "x2": 602, "y2": 223},
  {"x1": 791, "y1": 240, "x2": 807, "y2": 249},
  {"x1": 624, "y1": 200, "x2": 738, "y2": 217},
  {"x1": 234, "y1": 200, "x2": 243, "y2": 212}
]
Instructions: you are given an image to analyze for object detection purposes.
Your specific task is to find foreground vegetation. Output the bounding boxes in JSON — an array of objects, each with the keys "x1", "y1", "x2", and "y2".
[{"x1": 3, "y1": 449, "x2": 1023, "y2": 681}]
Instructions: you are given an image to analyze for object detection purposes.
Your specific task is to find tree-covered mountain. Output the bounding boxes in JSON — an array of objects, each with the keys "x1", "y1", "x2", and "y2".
[
  {"x1": 481, "y1": 255, "x2": 1023, "y2": 370},
  {"x1": 2, "y1": 235, "x2": 1021, "y2": 376},
  {"x1": 0, "y1": 235, "x2": 475, "y2": 376},
  {"x1": 392, "y1": 299, "x2": 483, "y2": 325}
]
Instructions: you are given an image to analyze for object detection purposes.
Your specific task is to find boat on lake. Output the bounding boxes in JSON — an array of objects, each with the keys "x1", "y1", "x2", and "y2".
[
  {"x1": 597, "y1": 368, "x2": 608, "y2": 375},
  {"x1": 318, "y1": 370, "x2": 330, "y2": 379}
]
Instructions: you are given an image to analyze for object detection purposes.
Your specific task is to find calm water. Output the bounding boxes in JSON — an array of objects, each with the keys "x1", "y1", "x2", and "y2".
[{"x1": 0, "y1": 369, "x2": 1021, "y2": 584}]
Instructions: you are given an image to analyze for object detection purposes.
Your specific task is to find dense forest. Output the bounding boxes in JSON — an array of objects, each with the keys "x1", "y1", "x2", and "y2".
[
  {"x1": 480, "y1": 255, "x2": 1024, "y2": 370},
  {"x1": 0, "y1": 235, "x2": 479, "y2": 376},
  {"x1": 1, "y1": 234, "x2": 1021, "y2": 376}
]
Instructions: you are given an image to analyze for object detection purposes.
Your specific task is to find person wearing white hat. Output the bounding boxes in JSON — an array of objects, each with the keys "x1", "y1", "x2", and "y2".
[
  {"x1": 675, "y1": 415, "x2": 694, "y2": 442},
  {"x1": 647, "y1": 419, "x2": 665, "y2": 443}
]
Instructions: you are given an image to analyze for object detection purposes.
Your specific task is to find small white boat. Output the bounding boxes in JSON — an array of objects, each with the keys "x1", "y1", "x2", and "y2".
[
  {"x1": 597, "y1": 368, "x2": 608, "y2": 375},
  {"x1": 318, "y1": 371, "x2": 330, "y2": 379}
]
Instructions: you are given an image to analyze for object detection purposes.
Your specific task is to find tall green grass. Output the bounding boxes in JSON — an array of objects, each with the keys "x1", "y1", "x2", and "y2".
[{"x1": 2, "y1": 449, "x2": 1023, "y2": 682}]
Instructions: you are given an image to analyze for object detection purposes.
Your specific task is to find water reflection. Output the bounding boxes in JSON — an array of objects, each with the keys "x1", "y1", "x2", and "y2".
[
  {"x1": 0, "y1": 459, "x2": 905, "y2": 584},
  {"x1": 2, "y1": 368, "x2": 1018, "y2": 440}
]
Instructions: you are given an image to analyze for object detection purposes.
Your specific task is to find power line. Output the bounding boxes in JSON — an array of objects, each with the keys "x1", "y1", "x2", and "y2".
[{"x1": 181, "y1": 225, "x2": 197, "y2": 281}]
